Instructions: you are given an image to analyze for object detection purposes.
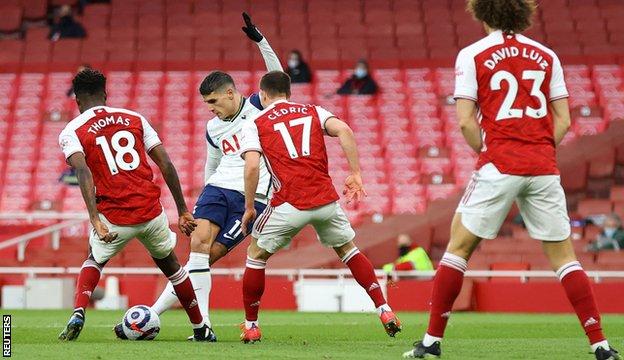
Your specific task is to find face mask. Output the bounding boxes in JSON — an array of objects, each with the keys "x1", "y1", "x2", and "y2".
[
  {"x1": 354, "y1": 68, "x2": 367, "y2": 79},
  {"x1": 288, "y1": 59, "x2": 299, "y2": 69},
  {"x1": 398, "y1": 245, "x2": 411, "y2": 257},
  {"x1": 604, "y1": 227, "x2": 617, "y2": 238}
]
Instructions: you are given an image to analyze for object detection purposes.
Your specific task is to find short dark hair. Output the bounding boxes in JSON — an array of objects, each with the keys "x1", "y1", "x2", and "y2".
[
  {"x1": 260, "y1": 71, "x2": 291, "y2": 98},
  {"x1": 468, "y1": 0, "x2": 536, "y2": 33},
  {"x1": 72, "y1": 68, "x2": 106, "y2": 97},
  {"x1": 199, "y1": 71, "x2": 235, "y2": 96}
]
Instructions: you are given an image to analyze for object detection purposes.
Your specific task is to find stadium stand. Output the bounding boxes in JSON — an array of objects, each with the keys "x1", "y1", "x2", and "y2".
[{"x1": 0, "y1": 0, "x2": 623, "y2": 275}]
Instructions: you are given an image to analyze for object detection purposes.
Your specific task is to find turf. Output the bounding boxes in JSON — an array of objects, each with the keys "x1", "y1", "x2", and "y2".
[{"x1": 4, "y1": 309, "x2": 623, "y2": 359}]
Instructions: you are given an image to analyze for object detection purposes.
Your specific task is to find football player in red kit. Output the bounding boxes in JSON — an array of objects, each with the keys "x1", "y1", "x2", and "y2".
[
  {"x1": 403, "y1": 1, "x2": 619, "y2": 359},
  {"x1": 238, "y1": 71, "x2": 401, "y2": 343},
  {"x1": 57, "y1": 69, "x2": 212, "y2": 341}
]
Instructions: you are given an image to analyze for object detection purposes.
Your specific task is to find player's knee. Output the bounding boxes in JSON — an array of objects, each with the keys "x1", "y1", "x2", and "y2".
[
  {"x1": 247, "y1": 241, "x2": 271, "y2": 261},
  {"x1": 209, "y1": 242, "x2": 228, "y2": 264}
]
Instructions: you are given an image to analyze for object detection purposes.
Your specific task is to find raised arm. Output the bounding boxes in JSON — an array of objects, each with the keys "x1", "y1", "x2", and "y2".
[
  {"x1": 241, "y1": 12, "x2": 283, "y2": 72},
  {"x1": 325, "y1": 117, "x2": 367, "y2": 203},
  {"x1": 148, "y1": 145, "x2": 196, "y2": 236},
  {"x1": 67, "y1": 153, "x2": 118, "y2": 243}
]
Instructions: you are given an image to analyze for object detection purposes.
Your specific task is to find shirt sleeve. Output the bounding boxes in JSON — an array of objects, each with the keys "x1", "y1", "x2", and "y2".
[
  {"x1": 58, "y1": 128, "x2": 84, "y2": 160},
  {"x1": 204, "y1": 142, "x2": 222, "y2": 185},
  {"x1": 240, "y1": 121, "x2": 263, "y2": 157},
  {"x1": 256, "y1": 38, "x2": 283, "y2": 72},
  {"x1": 314, "y1": 106, "x2": 336, "y2": 129},
  {"x1": 141, "y1": 116, "x2": 162, "y2": 152},
  {"x1": 549, "y1": 54, "x2": 568, "y2": 101},
  {"x1": 454, "y1": 49, "x2": 478, "y2": 101}
]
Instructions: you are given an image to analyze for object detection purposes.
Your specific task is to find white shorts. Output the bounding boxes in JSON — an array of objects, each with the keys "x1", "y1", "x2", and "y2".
[
  {"x1": 253, "y1": 201, "x2": 356, "y2": 254},
  {"x1": 89, "y1": 210, "x2": 177, "y2": 264},
  {"x1": 456, "y1": 163, "x2": 571, "y2": 241}
]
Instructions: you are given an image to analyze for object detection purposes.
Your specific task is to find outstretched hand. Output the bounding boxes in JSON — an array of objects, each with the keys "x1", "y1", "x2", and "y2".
[
  {"x1": 342, "y1": 173, "x2": 367, "y2": 204},
  {"x1": 241, "y1": 208, "x2": 257, "y2": 236},
  {"x1": 241, "y1": 12, "x2": 264, "y2": 42},
  {"x1": 178, "y1": 211, "x2": 197, "y2": 237},
  {"x1": 93, "y1": 219, "x2": 118, "y2": 243}
]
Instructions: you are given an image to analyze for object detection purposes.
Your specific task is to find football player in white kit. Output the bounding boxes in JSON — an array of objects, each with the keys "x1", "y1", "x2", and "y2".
[{"x1": 115, "y1": 13, "x2": 281, "y2": 341}]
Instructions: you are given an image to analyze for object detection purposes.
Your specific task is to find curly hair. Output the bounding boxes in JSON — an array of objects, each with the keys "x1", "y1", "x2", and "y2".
[
  {"x1": 72, "y1": 68, "x2": 106, "y2": 97},
  {"x1": 467, "y1": 0, "x2": 537, "y2": 33}
]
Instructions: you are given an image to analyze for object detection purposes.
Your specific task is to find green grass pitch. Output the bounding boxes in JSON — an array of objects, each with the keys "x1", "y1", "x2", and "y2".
[{"x1": 4, "y1": 309, "x2": 624, "y2": 359}]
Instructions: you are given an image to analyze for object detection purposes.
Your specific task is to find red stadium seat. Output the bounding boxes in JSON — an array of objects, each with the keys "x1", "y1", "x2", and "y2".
[
  {"x1": 0, "y1": 40, "x2": 23, "y2": 73},
  {"x1": 51, "y1": 39, "x2": 81, "y2": 71},
  {"x1": 22, "y1": 0, "x2": 48, "y2": 21},
  {"x1": 577, "y1": 199, "x2": 613, "y2": 217},
  {"x1": 0, "y1": 5, "x2": 22, "y2": 33}
]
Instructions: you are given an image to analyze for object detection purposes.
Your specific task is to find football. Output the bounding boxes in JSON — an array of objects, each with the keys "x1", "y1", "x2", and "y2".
[{"x1": 121, "y1": 305, "x2": 160, "y2": 340}]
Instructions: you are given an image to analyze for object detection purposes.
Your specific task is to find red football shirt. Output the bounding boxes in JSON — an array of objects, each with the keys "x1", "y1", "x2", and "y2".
[
  {"x1": 454, "y1": 30, "x2": 569, "y2": 175},
  {"x1": 59, "y1": 106, "x2": 163, "y2": 225},
  {"x1": 240, "y1": 100, "x2": 340, "y2": 210}
]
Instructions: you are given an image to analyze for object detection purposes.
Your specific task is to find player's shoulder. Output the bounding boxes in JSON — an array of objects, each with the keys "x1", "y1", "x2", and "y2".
[
  {"x1": 515, "y1": 33, "x2": 559, "y2": 60},
  {"x1": 62, "y1": 108, "x2": 96, "y2": 135},
  {"x1": 458, "y1": 31, "x2": 505, "y2": 60},
  {"x1": 103, "y1": 105, "x2": 146, "y2": 121}
]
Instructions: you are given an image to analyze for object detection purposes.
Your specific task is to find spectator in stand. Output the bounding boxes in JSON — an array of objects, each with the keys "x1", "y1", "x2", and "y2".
[
  {"x1": 286, "y1": 50, "x2": 312, "y2": 83},
  {"x1": 49, "y1": 5, "x2": 86, "y2": 41},
  {"x1": 383, "y1": 234, "x2": 434, "y2": 273},
  {"x1": 337, "y1": 59, "x2": 378, "y2": 95},
  {"x1": 586, "y1": 214, "x2": 624, "y2": 251}
]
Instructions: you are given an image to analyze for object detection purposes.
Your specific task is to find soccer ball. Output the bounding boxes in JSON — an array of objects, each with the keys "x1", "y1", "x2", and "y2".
[{"x1": 121, "y1": 305, "x2": 160, "y2": 340}]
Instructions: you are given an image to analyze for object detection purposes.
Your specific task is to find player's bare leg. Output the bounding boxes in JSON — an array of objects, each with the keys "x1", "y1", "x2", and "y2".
[
  {"x1": 152, "y1": 219, "x2": 221, "y2": 334},
  {"x1": 59, "y1": 250, "x2": 106, "y2": 341},
  {"x1": 333, "y1": 241, "x2": 401, "y2": 337},
  {"x1": 241, "y1": 237, "x2": 273, "y2": 343},
  {"x1": 404, "y1": 213, "x2": 482, "y2": 358},
  {"x1": 542, "y1": 239, "x2": 620, "y2": 360}
]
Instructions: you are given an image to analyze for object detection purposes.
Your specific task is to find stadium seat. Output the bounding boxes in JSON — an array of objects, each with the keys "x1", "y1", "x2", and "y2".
[{"x1": 577, "y1": 199, "x2": 613, "y2": 217}]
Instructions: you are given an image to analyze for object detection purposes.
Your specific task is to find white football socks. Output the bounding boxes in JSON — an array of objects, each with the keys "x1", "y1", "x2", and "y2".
[
  {"x1": 423, "y1": 333, "x2": 442, "y2": 347},
  {"x1": 152, "y1": 278, "x2": 178, "y2": 315},
  {"x1": 152, "y1": 252, "x2": 212, "y2": 328},
  {"x1": 591, "y1": 340, "x2": 610, "y2": 352},
  {"x1": 245, "y1": 320, "x2": 259, "y2": 329},
  {"x1": 186, "y1": 252, "x2": 212, "y2": 328},
  {"x1": 376, "y1": 304, "x2": 392, "y2": 316}
]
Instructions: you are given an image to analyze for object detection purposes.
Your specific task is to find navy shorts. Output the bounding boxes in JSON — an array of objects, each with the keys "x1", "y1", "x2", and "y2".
[{"x1": 193, "y1": 185, "x2": 267, "y2": 251}]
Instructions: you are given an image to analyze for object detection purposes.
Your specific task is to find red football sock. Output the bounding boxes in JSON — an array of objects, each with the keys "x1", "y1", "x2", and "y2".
[
  {"x1": 426, "y1": 252, "x2": 467, "y2": 338},
  {"x1": 169, "y1": 268, "x2": 203, "y2": 325},
  {"x1": 243, "y1": 257, "x2": 267, "y2": 322},
  {"x1": 558, "y1": 262, "x2": 605, "y2": 345},
  {"x1": 343, "y1": 249, "x2": 386, "y2": 308},
  {"x1": 74, "y1": 259, "x2": 102, "y2": 312}
]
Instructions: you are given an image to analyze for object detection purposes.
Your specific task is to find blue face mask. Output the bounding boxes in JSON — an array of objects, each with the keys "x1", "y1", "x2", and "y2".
[{"x1": 354, "y1": 68, "x2": 367, "y2": 79}]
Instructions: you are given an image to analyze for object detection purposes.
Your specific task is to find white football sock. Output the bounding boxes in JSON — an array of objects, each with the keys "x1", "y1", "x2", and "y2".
[
  {"x1": 245, "y1": 320, "x2": 259, "y2": 329},
  {"x1": 186, "y1": 252, "x2": 212, "y2": 327},
  {"x1": 152, "y1": 278, "x2": 178, "y2": 315},
  {"x1": 591, "y1": 340, "x2": 610, "y2": 352},
  {"x1": 376, "y1": 304, "x2": 392, "y2": 316},
  {"x1": 423, "y1": 333, "x2": 442, "y2": 347}
]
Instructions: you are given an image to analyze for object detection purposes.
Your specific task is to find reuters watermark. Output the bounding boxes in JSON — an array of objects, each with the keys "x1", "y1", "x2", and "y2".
[{"x1": 2, "y1": 315, "x2": 10, "y2": 357}]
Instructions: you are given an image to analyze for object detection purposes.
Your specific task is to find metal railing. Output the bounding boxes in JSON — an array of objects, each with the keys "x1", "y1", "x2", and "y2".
[
  {"x1": 0, "y1": 212, "x2": 88, "y2": 261},
  {"x1": 0, "y1": 267, "x2": 623, "y2": 283}
]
